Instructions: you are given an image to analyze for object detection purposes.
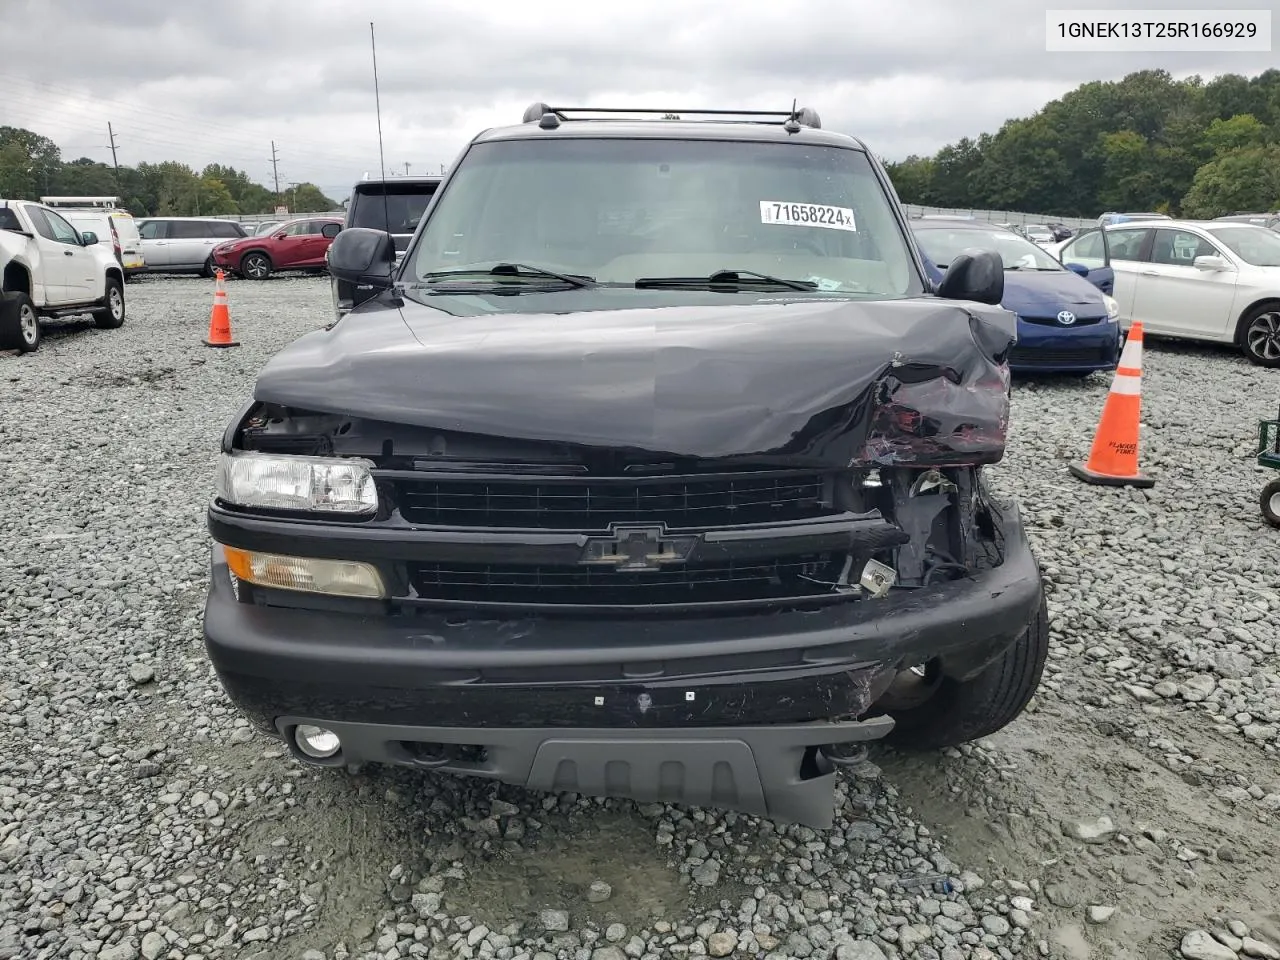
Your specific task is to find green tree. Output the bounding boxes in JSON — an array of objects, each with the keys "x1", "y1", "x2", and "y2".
[
  {"x1": 1201, "y1": 114, "x2": 1268, "y2": 156},
  {"x1": 1181, "y1": 146, "x2": 1280, "y2": 217},
  {"x1": 884, "y1": 156, "x2": 936, "y2": 204},
  {"x1": 286, "y1": 183, "x2": 338, "y2": 212},
  {"x1": 54, "y1": 157, "x2": 119, "y2": 196},
  {"x1": 0, "y1": 126, "x2": 62, "y2": 198}
]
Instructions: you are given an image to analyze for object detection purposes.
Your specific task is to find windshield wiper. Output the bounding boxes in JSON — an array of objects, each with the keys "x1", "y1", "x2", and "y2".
[
  {"x1": 635, "y1": 269, "x2": 817, "y2": 292},
  {"x1": 419, "y1": 263, "x2": 597, "y2": 288}
]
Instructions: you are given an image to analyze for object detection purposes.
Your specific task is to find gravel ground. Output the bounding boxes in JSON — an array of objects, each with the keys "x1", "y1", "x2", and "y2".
[{"x1": 1, "y1": 274, "x2": 1278, "y2": 960}]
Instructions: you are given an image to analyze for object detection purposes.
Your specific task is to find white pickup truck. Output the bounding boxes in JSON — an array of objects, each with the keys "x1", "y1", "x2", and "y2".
[{"x1": 0, "y1": 198, "x2": 126, "y2": 353}]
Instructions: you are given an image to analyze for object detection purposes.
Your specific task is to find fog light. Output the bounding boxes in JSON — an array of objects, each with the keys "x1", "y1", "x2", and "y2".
[{"x1": 294, "y1": 724, "x2": 341, "y2": 759}]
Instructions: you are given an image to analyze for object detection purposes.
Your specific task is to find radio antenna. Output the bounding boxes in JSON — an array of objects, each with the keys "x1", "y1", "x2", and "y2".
[{"x1": 370, "y1": 22, "x2": 391, "y2": 239}]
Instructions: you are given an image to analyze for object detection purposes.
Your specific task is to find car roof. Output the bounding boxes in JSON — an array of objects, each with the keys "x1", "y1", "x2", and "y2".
[
  {"x1": 354, "y1": 176, "x2": 443, "y2": 187},
  {"x1": 471, "y1": 104, "x2": 869, "y2": 152}
]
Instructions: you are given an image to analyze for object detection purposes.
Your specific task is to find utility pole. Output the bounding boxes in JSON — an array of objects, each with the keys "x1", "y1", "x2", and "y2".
[
  {"x1": 404, "y1": 161, "x2": 410, "y2": 176},
  {"x1": 269, "y1": 141, "x2": 281, "y2": 202},
  {"x1": 107, "y1": 122, "x2": 120, "y2": 173}
]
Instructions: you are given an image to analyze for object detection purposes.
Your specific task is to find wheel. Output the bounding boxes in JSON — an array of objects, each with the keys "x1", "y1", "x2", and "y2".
[
  {"x1": 202, "y1": 256, "x2": 218, "y2": 279},
  {"x1": 240, "y1": 251, "x2": 272, "y2": 280},
  {"x1": 1262, "y1": 478, "x2": 1280, "y2": 529},
  {"x1": 878, "y1": 595, "x2": 1049, "y2": 749},
  {"x1": 1238, "y1": 303, "x2": 1280, "y2": 367},
  {"x1": 0, "y1": 291, "x2": 41, "y2": 352},
  {"x1": 93, "y1": 277, "x2": 125, "y2": 329}
]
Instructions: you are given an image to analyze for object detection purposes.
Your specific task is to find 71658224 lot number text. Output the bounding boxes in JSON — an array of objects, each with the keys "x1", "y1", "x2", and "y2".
[{"x1": 759, "y1": 201, "x2": 857, "y2": 232}]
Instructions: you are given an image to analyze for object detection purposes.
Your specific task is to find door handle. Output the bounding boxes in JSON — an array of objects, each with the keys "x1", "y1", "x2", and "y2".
[
  {"x1": 1140, "y1": 270, "x2": 1158, "y2": 276},
  {"x1": 64, "y1": 250, "x2": 74, "y2": 256}
]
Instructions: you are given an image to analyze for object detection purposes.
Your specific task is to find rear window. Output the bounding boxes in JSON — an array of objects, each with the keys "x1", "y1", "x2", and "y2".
[
  {"x1": 210, "y1": 221, "x2": 246, "y2": 238},
  {"x1": 350, "y1": 182, "x2": 440, "y2": 235},
  {"x1": 110, "y1": 213, "x2": 140, "y2": 242}
]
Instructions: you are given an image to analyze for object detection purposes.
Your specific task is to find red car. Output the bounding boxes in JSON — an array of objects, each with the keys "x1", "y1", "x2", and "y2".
[{"x1": 210, "y1": 216, "x2": 343, "y2": 280}]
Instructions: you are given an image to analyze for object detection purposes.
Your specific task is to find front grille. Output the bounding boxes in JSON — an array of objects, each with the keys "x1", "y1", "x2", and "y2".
[
  {"x1": 393, "y1": 470, "x2": 834, "y2": 529},
  {"x1": 408, "y1": 555, "x2": 846, "y2": 607},
  {"x1": 1008, "y1": 346, "x2": 1113, "y2": 366},
  {"x1": 1019, "y1": 314, "x2": 1104, "y2": 327}
]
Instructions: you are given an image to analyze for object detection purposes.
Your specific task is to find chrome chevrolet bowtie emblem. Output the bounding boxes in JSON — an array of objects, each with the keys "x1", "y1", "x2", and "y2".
[
  {"x1": 1057, "y1": 310, "x2": 1077, "y2": 325},
  {"x1": 579, "y1": 525, "x2": 698, "y2": 572}
]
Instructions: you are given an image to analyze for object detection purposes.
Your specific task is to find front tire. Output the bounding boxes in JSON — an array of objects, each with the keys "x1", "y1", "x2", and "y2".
[
  {"x1": 241, "y1": 252, "x2": 272, "y2": 280},
  {"x1": 93, "y1": 277, "x2": 125, "y2": 329},
  {"x1": 202, "y1": 256, "x2": 218, "y2": 279},
  {"x1": 1262, "y1": 478, "x2": 1280, "y2": 529},
  {"x1": 1239, "y1": 303, "x2": 1280, "y2": 367},
  {"x1": 0, "y1": 291, "x2": 41, "y2": 352},
  {"x1": 880, "y1": 595, "x2": 1049, "y2": 749}
]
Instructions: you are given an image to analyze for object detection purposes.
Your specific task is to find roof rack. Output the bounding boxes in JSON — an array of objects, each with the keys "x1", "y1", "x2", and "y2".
[{"x1": 521, "y1": 103, "x2": 821, "y2": 132}]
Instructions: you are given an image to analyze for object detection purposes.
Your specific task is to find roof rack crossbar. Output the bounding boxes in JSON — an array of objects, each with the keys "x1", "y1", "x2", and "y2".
[{"x1": 521, "y1": 103, "x2": 821, "y2": 129}]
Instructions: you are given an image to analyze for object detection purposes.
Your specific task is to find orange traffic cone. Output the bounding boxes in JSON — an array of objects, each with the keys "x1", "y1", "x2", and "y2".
[
  {"x1": 1069, "y1": 321, "x2": 1153, "y2": 488},
  {"x1": 204, "y1": 269, "x2": 239, "y2": 348}
]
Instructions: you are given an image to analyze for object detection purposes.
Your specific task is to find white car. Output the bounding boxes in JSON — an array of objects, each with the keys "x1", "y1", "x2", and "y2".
[
  {"x1": 1022, "y1": 223, "x2": 1057, "y2": 247},
  {"x1": 0, "y1": 199, "x2": 126, "y2": 352},
  {"x1": 1054, "y1": 219, "x2": 1280, "y2": 367}
]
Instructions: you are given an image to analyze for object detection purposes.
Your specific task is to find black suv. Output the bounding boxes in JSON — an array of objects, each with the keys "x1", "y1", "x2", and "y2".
[
  {"x1": 204, "y1": 104, "x2": 1046, "y2": 828},
  {"x1": 331, "y1": 175, "x2": 443, "y2": 318}
]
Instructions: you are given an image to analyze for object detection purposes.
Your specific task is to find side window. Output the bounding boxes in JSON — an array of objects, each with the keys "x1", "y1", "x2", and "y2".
[
  {"x1": 138, "y1": 220, "x2": 165, "y2": 240},
  {"x1": 1061, "y1": 230, "x2": 1103, "y2": 267},
  {"x1": 211, "y1": 221, "x2": 245, "y2": 238},
  {"x1": 42, "y1": 209, "x2": 83, "y2": 244},
  {"x1": 1150, "y1": 229, "x2": 1220, "y2": 266},
  {"x1": 28, "y1": 208, "x2": 56, "y2": 241},
  {"x1": 1107, "y1": 228, "x2": 1148, "y2": 261},
  {"x1": 170, "y1": 221, "x2": 209, "y2": 239},
  {"x1": 282, "y1": 221, "x2": 309, "y2": 236},
  {"x1": 307, "y1": 220, "x2": 334, "y2": 235}
]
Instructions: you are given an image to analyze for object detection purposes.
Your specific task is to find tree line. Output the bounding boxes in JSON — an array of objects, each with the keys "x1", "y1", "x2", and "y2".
[
  {"x1": 883, "y1": 68, "x2": 1280, "y2": 219},
  {"x1": 0, "y1": 126, "x2": 339, "y2": 217}
]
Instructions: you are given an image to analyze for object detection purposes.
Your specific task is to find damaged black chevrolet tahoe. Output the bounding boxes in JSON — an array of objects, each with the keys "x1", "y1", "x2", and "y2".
[{"x1": 203, "y1": 104, "x2": 1047, "y2": 829}]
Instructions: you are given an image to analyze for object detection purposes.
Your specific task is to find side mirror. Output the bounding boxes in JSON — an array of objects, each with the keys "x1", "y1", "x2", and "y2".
[
  {"x1": 274, "y1": 232, "x2": 288, "y2": 240},
  {"x1": 936, "y1": 249, "x2": 1004, "y2": 306},
  {"x1": 1064, "y1": 262, "x2": 1090, "y2": 277},
  {"x1": 1194, "y1": 255, "x2": 1229, "y2": 271},
  {"x1": 80, "y1": 231, "x2": 98, "y2": 246},
  {"x1": 326, "y1": 227, "x2": 396, "y2": 288},
  {"x1": 321, "y1": 223, "x2": 341, "y2": 239}
]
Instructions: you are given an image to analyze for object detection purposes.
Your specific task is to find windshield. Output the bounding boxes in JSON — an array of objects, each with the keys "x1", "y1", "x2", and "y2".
[
  {"x1": 912, "y1": 226, "x2": 1064, "y2": 271},
  {"x1": 1204, "y1": 225, "x2": 1280, "y2": 267},
  {"x1": 407, "y1": 138, "x2": 917, "y2": 296}
]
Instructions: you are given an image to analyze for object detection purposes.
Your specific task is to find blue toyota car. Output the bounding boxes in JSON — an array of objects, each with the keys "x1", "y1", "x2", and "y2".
[{"x1": 911, "y1": 218, "x2": 1123, "y2": 375}]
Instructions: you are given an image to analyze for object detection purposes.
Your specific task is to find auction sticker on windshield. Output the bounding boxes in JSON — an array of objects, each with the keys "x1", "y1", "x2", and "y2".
[{"x1": 760, "y1": 201, "x2": 856, "y2": 232}]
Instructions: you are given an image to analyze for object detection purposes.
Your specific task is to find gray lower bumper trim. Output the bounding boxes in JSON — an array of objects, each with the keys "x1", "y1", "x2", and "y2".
[{"x1": 275, "y1": 715, "x2": 895, "y2": 828}]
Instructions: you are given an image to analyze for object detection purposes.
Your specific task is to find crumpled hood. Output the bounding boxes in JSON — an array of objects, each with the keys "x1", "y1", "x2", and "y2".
[{"x1": 254, "y1": 294, "x2": 1018, "y2": 467}]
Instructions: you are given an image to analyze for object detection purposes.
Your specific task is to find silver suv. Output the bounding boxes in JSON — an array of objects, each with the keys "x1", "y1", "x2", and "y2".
[{"x1": 137, "y1": 217, "x2": 248, "y2": 277}]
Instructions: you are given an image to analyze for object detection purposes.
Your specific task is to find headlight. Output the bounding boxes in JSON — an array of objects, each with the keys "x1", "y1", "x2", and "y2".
[
  {"x1": 1103, "y1": 294, "x2": 1120, "y2": 321},
  {"x1": 215, "y1": 451, "x2": 377, "y2": 515}
]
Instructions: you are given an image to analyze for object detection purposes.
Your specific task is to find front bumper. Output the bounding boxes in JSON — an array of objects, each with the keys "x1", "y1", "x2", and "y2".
[
  {"x1": 1009, "y1": 322, "x2": 1122, "y2": 373},
  {"x1": 202, "y1": 501, "x2": 1043, "y2": 826}
]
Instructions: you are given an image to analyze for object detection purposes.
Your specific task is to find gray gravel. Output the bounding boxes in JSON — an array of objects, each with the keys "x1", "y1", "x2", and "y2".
[{"x1": 1, "y1": 276, "x2": 1278, "y2": 960}]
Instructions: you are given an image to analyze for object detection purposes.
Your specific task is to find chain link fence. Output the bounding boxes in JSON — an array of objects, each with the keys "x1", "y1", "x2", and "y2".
[{"x1": 902, "y1": 205, "x2": 1096, "y2": 229}]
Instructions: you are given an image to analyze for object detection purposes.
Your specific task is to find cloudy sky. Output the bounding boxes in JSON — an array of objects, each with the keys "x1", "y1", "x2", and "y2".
[{"x1": 1, "y1": 0, "x2": 1273, "y2": 201}]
